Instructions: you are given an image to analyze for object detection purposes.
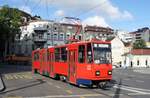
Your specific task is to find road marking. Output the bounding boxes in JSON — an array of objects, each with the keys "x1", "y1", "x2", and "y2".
[
  {"x1": 24, "y1": 94, "x2": 103, "y2": 98},
  {"x1": 4, "y1": 75, "x2": 13, "y2": 80},
  {"x1": 128, "y1": 92, "x2": 150, "y2": 95},
  {"x1": 55, "y1": 86, "x2": 61, "y2": 89},
  {"x1": 15, "y1": 74, "x2": 23, "y2": 79},
  {"x1": 124, "y1": 78, "x2": 130, "y2": 81},
  {"x1": 113, "y1": 85, "x2": 150, "y2": 94},
  {"x1": 22, "y1": 75, "x2": 32, "y2": 79},
  {"x1": 4, "y1": 73, "x2": 32, "y2": 80},
  {"x1": 80, "y1": 96, "x2": 86, "y2": 98},
  {"x1": 121, "y1": 85, "x2": 150, "y2": 92},
  {"x1": 13, "y1": 75, "x2": 19, "y2": 79},
  {"x1": 47, "y1": 82, "x2": 53, "y2": 85},
  {"x1": 135, "y1": 80, "x2": 144, "y2": 83},
  {"x1": 66, "y1": 90, "x2": 73, "y2": 94},
  {"x1": 5, "y1": 96, "x2": 23, "y2": 98}
]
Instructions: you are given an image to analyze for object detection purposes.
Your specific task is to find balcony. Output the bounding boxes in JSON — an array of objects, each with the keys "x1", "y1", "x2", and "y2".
[
  {"x1": 33, "y1": 37, "x2": 47, "y2": 43},
  {"x1": 34, "y1": 27, "x2": 48, "y2": 33}
]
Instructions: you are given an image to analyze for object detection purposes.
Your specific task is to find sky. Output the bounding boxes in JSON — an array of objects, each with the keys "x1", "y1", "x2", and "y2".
[{"x1": 0, "y1": 0, "x2": 150, "y2": 32}]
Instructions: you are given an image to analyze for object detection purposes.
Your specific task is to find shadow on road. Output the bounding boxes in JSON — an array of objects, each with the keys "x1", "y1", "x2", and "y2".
[
  {"x1": 0, "y1": 63, "x2": 31, "y2": 74},
  {"x1": 113, "y1": 78, "x2": 122, "y2": 98},
  {"x1": 72, "y1": 79, "x2": 118, "y2": 98},
  {"x1": 0, "y1": 79, "x2": 45, "y2": 94}
]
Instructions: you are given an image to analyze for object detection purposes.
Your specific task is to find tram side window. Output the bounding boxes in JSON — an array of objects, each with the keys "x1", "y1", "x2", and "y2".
[
  {"x1": 78, "y1": 45, "x2": 85, "y2": 63},
  {"x1": 47, "y1": 50, "x2": 50, "y2": 61},
  {"x1": 55, "y1": 48, "x2": 60, "y2": 62},
  {"x1": 60, "y1": 47, "x2": 67, "y2": 62},
  {"x1": 87, "y1": 43, "x2": 93, "y2": 63},
  {"x1": 34, "y1": 52, "x2": 39, "y2": 61}
]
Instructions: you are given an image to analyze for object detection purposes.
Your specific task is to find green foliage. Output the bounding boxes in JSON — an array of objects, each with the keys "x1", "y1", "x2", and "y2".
[
  {"x1": 133, "y1": 39, "x2": 146, "y2": 49},
  {"x1": 0, "y1": 5, "x2": 21, "y2": 40}
]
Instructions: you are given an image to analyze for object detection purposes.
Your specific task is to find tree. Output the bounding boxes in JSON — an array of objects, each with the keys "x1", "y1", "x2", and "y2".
[
  {"x1": 133, "y1": 39, "x2": 146, "y2": 49},
  {"x1": 0, "y1": 5, "x2": 22, "y2": 58}
]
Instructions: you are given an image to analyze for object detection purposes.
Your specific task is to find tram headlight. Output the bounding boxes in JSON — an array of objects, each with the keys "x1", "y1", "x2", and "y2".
[
  {"x1": 95, "y1": 71, "x2": 100, "y2": 76},
  {"x1": 108, "y1": 71, "x2": 112, "y2": 75}
]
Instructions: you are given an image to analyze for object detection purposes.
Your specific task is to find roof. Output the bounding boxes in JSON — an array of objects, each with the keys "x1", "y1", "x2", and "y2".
[
  {"x1": 84, "y1": 25, "x2": 114, "y2": 34},
  {"x1": 130, "y1": 49, "x2": 150, "y2": 55},
  {"x1": 129, "y1": 27, "x2": 149, "y2": 34}
]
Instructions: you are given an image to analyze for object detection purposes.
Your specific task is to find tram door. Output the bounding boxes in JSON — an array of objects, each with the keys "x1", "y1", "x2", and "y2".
[
  {"x1": 68, "y1": 50, "x2": 76, "y2": 84},
  {"x1": 50, "y1": 52, "x2": 54, "y2": 77},
  {"x1": 39, "y1": 52, "x2": 43, "y2": 74}
]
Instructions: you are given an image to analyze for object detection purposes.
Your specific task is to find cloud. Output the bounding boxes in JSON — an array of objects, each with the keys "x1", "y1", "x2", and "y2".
[
  {"x1": 32, "y1": 0, "x2": 133, "y2": 20},
  {"x1": 98, "y1": 0, "x2": 133, "y2": 19},
  {"x1": 54, "y1": 10, "x2": 65, "y2": 17},
  {"x1": 83, "y1": 16, "x2": 109, "y2": 27},
  {"x1": 19, "y1": 6, "x2": 31, "y2": 14}
]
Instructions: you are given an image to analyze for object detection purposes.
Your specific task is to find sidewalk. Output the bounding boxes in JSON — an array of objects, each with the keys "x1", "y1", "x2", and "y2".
[{"x1": 133, "y1": 68, "x2": 150, "y2": 74}]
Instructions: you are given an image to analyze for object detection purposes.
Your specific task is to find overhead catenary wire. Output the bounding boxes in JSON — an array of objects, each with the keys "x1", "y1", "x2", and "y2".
[
  {"x1": 75, "y1": 0, "x2": 107, "y2": 17},
  {"x1": 22, "y1": 0, "x2": 30, "y2": 12},
  {"x1": 30, "y1": 0, "x2": 42, "y2": 15},
  {"x1": 46, "y1": 0, "x2": 49, "y2": 19}
]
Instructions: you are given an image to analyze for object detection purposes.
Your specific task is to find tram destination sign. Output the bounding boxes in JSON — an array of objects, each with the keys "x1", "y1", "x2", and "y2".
[{"x1": 93, "y1": 44, "x2": 110, "y2": 48}]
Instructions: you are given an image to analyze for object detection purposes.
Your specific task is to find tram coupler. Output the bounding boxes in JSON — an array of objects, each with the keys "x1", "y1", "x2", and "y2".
[{"x1": 98, "y1": 81, "x2": 112, "y2": 89}]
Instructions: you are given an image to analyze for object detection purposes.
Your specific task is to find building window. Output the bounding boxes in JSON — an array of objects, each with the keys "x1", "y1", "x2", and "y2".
[
  {"x1": 73, "y1": 35, "x2": 75, "y2": 39},
  {"x1": 78, "y1": 35, "x2": 82, "y2": 40},
  {"x1": 66, "y1": 34, "x2": 70, "y2": 40},
  {"x1": 39, "y1": 34, "x2": 43, "y2": 39},
  {"x1": 47, "y1": 33, "x2": 51, "y2": 39},
  {"x1": 130, "y1": 61, "x2": 133, "y2": 67},
  {"x1": 137, "y1": 60, "x2": 139, "y2": 66},
  {"x1": 51, "y1": 34, "x2": 53, "y2": 39},
  {"x1": 146, "y1": 60, "x2": 148, "y2": 66},
  {"x1": 53, "y1": 33, "x2": 57, "y2": 40},
  {"x1": 59, "y1": 34, "x2": 64, "y2": 40},
  {"x1": 54, "y1": 27, "x2": 57, "y2": 31}
]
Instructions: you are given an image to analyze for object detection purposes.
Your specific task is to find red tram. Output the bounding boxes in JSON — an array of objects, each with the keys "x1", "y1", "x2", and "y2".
[{"x1": 32, "y1": 40, "x2": 112, "y2": 88}]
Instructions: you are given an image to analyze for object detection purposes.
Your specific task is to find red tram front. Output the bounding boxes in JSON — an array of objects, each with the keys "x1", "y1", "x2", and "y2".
[{"x1": 32, "y1": 40, "x2": 112, "y2": 88}]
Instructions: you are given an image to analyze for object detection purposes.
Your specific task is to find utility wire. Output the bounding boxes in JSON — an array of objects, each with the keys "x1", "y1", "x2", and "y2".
[
  {"x1": 30, "y1": 0, "x2": 42, "y2": 15},
  {"x1": 46, "y1": 0, "x2": 49, "y2": 19},
  {"x1": 22, "y1": 0, "x2": 30, "y2": 12},
  {"x1": 75, "y1": 0, "x2": 107, "y2": 17}
]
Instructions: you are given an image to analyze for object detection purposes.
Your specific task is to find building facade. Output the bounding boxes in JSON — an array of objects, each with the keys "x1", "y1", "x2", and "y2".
[
  {"x1": 122, "y1": 49, "x2": 150, "y2": 68},
  {"x1": 130, "y1": 27, "x2": 150, "y2": 43},
  {"x1": 116, "y1": 30, "x2": 133, "y2": 43},
  {"x1": 13, "y1": 20, "x2": 53, "y2": 56},
  {"x1": 14, "y1": 19, "x2": 83, "y2": 56},
  {"x1": 83, "y1": 25, "x2": 114, "y2": 41},
  {"x1": 111, "y1": 36, "x2": 125, "y2": 66}
]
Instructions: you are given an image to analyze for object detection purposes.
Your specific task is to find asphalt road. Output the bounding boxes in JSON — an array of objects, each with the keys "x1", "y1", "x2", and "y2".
[{"x1": 0, "y1": 65, "x2": 150, "y2": 98}]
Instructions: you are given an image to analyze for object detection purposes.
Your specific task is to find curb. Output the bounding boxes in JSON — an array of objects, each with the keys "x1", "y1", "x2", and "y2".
[{"x1": 0, "y1": 74, "x2": 5, "y2": 92}]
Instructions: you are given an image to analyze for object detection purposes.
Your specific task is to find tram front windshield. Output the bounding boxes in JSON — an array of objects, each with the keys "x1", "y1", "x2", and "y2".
[{"x1": 93, "y1": 43, "x2": 111, "y2": 64}]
